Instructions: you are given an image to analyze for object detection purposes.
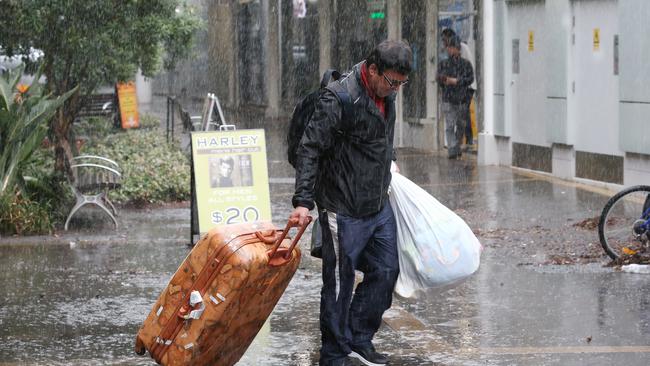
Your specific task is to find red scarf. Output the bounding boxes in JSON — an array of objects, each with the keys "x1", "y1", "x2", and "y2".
[{"x1": 360, "y1": 63, "x2": 386, "y2": 118}]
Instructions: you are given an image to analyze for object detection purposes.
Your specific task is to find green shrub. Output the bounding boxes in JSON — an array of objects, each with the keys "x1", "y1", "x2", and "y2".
[
  {"x1": 0, "y1": 64, "x2": 75, "y2": 197},
  {"x1": 83, "y1": 128, "x2": 190, "y2": 205},
  {"x1": 74, "y1": 116, "x2": 115, "y2": 140},
  {"x1": 0, "y1": 64, "x2": 75, "y2": 235},
  {"x1": 22, "y1": 147, "x2": 72, "y2": 221},
  {"x1": 0, "y1": 193, "x2": 53, "y2": 235},
  {"x1": 74, "y1": 114, "x2": 159, "y2": 140},
  {"x1": 0, "y1": 147, "x2": 72, "y2": 235},
  {"x1": 139, "y1": 114, "x2": 161, "y2": 130}
]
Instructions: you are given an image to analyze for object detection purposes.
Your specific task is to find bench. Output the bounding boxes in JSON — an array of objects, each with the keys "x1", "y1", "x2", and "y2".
[{"x1": 64, "y1": 155, "x2": 122, "y2": 231}]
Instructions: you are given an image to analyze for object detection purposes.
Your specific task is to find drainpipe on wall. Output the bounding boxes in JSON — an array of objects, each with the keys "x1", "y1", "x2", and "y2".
[
  {"x1": 478, "y1": 0, "x2": 499, "y2": 165},
  {"x1": 427, "y1": 0, "x2": 439, "y2": 150},
  {"x1": 265, "y1": 0, "x2": 280, "y2": 118}
]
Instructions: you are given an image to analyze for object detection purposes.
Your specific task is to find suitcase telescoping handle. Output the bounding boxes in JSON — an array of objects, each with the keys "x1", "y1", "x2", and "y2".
[
  {"x1": 266, "y1": 216, "x2": 312, "y2": 266},
  {"x1": 254, "y1": 230, "x2": 280, "y2": 244}
]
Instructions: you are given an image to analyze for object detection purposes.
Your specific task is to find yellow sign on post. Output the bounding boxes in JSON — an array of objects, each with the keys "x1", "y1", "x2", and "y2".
[
  {"x1": 191, "y1": 129, "x2": 271, "y2": 234},
  {"x1": 593, "y1": 28, "x2": 600, "y2": 51},
  {"x1": 116, "y1": 81, "x2": 139, "y2": 129},
  {"x1": 528, "y1": 30, "x2": 535, "y2": 52}
]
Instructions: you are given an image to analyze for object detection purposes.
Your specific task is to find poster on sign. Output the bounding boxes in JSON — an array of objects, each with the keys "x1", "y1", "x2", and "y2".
[
  {"x1": 116, "y1": 81, "x2": 139, "y2": 129},
  {"x1": 191, "y1": 129, "x2": 271, "y2": 234}
]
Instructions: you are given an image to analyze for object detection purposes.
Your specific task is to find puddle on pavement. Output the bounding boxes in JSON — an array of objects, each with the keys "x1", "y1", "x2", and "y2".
[{"x1": 1, "y1": 153, "x2": 648, "y2": 365}]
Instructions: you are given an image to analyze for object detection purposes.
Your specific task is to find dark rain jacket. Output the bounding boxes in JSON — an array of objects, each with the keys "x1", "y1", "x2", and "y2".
[
  {"x1": 292, "y1": 62, "x2": 396, "y2": 218},
  {"x1": 436, "y1": 55, "x2": 474, "y2": 105}
]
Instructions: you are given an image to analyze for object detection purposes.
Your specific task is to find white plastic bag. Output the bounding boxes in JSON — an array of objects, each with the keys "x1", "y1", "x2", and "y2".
[{"x1": 389, "y1": 172, "x2": 482, "y2": 298}]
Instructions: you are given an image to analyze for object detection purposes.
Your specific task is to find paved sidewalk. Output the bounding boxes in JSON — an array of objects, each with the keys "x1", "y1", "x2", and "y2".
[{"x1": 2, "y1": 150, "x2": 649, "y2": 366}]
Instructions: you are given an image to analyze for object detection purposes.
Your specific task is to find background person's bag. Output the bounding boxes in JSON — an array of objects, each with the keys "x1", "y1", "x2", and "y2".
[{"x1": 389, "y1": 172, "x2": 482, "y2": 298}]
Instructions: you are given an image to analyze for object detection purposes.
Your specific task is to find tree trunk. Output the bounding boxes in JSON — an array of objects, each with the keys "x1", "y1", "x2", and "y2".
[
  {"x1": 53, "y1": 109, "x2": 75, "y2": 180},
  {"x1": 52, "y1": 84, "x2": 86, "y2": 180}
]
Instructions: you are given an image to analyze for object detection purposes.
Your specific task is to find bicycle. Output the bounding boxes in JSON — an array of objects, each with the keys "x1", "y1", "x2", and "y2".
[{"x1": 598, "y1": 185, "x2": 650, "y2": 260}]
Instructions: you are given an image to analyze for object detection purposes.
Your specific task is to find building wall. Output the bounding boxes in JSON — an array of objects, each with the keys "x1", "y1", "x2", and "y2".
[
  {"x1": 493, "y1": 0, "x2": 506, "y2": 136},
  {"x1": 545, "y1": 0, "x2": 570, "y2": 146},
  {"x1": 141, "y1": 0, "x2": 650, "y2": 188},
  {"x1": 484, "y1": 0, "x2": 650, "y2": 187},
  {"x1": 619, "y1": 0, "x2": 650, "y2": 157},
  {"x1": 148, "y1": 0, "x2": 496, "y2": 154},
  {"x1": 506, "y1": 0, "x2": 547, "y2": 148},
  {"x1": 619, "y1": 0, "x2": 650, "y2": 184},
  {"x1": 570, "y1": 0, "x2": 619, "y2": 156}
]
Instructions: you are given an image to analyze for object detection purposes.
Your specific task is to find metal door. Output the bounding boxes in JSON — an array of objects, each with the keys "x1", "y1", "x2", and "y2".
[
  {"x1": 506, "y1": 0, "x2": 546, "y2": 146},
  {"x1": 569, "y1": 0, "x2": 619, "y2": 155}
]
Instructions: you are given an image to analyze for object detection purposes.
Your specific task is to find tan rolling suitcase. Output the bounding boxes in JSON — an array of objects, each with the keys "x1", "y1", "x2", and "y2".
[{"x1": 134, "y1": 218, "x2": 310, "y2": 366}]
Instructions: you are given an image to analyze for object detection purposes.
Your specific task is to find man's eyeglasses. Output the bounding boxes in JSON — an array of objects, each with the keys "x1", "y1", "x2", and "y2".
[{"x1": 383, "y1": 74, "x2": 409, "y2": 88}]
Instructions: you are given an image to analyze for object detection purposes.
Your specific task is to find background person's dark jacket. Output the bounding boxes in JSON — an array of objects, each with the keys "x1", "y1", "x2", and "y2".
[
  {"x1": 436, "y1": 55, "x2": 474, "y2": 105},
  {"x1": 292, "y1": 62, "x2": 396, "y2": 218}
]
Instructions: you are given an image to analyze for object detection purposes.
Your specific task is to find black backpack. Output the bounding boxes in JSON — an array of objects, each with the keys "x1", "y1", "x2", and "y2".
[{"x1": 287, "y1": 69, "x2": 352, "y2": 168}]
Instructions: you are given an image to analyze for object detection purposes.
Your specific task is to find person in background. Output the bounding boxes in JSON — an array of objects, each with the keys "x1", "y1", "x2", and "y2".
[
  {"x1": 441, "y1": 28, "x2": 476, "y2": 149},
  {"x1": 437, "y1": 35, "x2": 474, "y2": 159},
  {"x1": 290, "y1": 40, "x2": 412, "y2": 366}
]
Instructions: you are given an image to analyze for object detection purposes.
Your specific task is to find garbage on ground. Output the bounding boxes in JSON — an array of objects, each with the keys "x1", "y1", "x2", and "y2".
[{"x1": 620, "y1": 264, "x2": 650, "y2": 274}]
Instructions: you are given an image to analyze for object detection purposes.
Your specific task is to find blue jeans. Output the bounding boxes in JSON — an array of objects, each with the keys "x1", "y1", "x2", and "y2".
[
  {"x1": 443, "y1": 102, "x2": 468, "y2": 157},
  {"x1": 317, "y1": 202, "x2": 399, "y2": 365}
]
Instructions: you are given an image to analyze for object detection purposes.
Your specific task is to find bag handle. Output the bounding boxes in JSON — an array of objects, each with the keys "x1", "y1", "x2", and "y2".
[
  {"x1": 255, "y1": 229, "x2": 279, "y2": 244},
  {"x1": 267, "y1": 216, "x2": 312, "y2": 267}
]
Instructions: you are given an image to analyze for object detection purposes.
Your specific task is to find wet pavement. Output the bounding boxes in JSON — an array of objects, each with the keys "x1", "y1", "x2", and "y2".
[{"x1": 1, "y1": 134, "x2": 650, "y2": 365}]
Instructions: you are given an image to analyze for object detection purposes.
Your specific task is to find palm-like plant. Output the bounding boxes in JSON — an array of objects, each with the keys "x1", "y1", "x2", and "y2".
[{"x1": 0, "y1": 64, "x2": 76, "y2": 196}]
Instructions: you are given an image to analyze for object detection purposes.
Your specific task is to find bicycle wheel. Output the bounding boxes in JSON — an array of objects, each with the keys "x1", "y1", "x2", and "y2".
[{"x1": 598, "y1": 185, "x2": 650, "y2": 260}]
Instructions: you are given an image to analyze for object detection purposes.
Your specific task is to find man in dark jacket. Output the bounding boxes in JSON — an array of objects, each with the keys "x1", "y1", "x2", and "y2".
[
  {"x1": 290, "y1": 40, "x2": 412, "y2": 366},
  {"x1": 217, "y1": 157, "x2": 234, "y2": 187},
  {"x1": 437, "y1": 35, "x2": 474, "y2": 159}
]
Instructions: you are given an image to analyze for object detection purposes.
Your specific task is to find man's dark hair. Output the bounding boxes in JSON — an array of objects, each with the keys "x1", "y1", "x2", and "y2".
[
  {"x1": 221, "y1": 157, "x2": 234, "y2": 168},
  {"x1": 365, "y1": 39, "x2": 413, "y2": 75},
  {"x1": 447, "y1": 35, "x2": 461, "y2": 50},
  {"x1": 441, "y1": 28, "x2": 456, "y2": 39},
  {"x1": 441, "y1": 28, "x2": 457, "y2": 47}
]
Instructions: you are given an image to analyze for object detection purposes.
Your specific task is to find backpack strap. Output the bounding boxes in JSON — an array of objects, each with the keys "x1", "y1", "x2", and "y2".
[
  {"x1": 323, "y1": 73, "x2": 354, "y2": 133},
  {"x1": 321, "y1": 69, "x2": 342, "y2": 88}
]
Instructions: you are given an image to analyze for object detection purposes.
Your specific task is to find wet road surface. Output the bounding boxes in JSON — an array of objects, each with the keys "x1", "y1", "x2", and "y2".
[{"x1": 1, "y1": 143, "x2": 649, "y2": 365}]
